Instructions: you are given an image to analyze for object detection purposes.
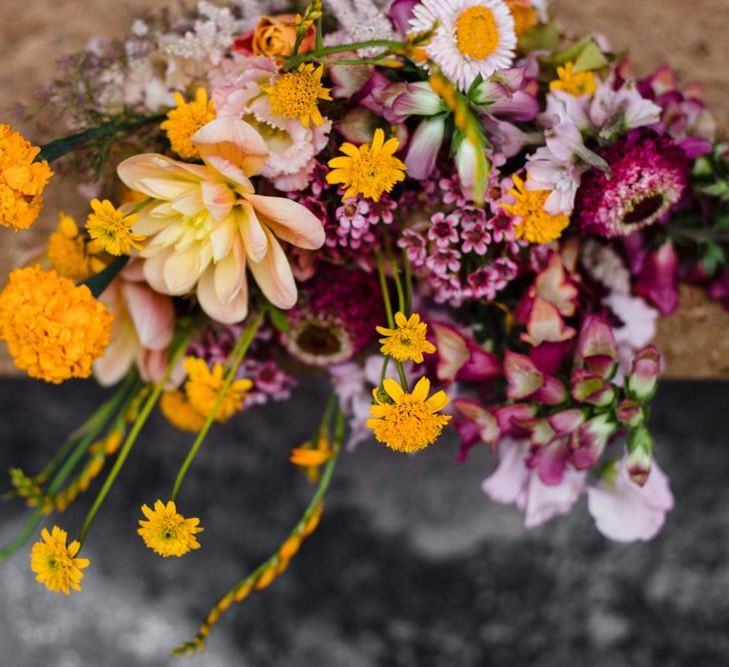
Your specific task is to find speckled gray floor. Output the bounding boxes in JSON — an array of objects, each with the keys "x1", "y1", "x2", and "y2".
[{"x1": 1, "y1": 378, "x2": 728, "y2": 666}]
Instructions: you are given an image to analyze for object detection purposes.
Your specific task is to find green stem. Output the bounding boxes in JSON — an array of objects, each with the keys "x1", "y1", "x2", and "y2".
[
  {"x1": 375, "y1": 252, "x2": 409, "y2": 389},
  {"x1": 375, "y1": 252, "x2": 395, "y2": 329},
  {"x1": 36, "y1": 114, "x2": 165, "y2": 163},
  {"x1": 402, "y1": 248, "x2": 413, "y2": 314},
  {"x1": 0, "y1": 376, "x2": 137, "y2": 560},
  {"x1": 170, "y1": 314, "x2": 263, "y2": 502},
  {"x1": 285, "y1": 39, "x2": 405, "y2": 69},
  {"x1": 77, "y1": 339, "x2": 189, "y2": 545}
]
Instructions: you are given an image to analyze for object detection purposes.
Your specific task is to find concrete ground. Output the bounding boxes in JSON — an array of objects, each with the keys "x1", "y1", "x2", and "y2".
[{"x1": 0, "y1": 377, "x2": 728, "y2": 666}]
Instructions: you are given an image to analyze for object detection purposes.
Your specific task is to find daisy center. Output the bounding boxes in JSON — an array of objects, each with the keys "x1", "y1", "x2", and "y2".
[
  {"x1": 267, "y1": 70, "x2": 323, "y2": 121},
  {"x1": 455, "y1": 6, "x2": 501, "y2": 60}
]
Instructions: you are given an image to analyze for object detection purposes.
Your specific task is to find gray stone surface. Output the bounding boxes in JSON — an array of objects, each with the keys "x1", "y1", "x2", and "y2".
[{"x1": 0, "y1": 378, "x2": 728, "y2": 666}]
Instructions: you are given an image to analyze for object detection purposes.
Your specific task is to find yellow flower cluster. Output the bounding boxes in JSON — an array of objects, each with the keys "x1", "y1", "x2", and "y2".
[
  {"x1": 160, "y1": 89, "x2": 216, "y2": 160},
  {"x1": 368, "y1": 377, "x2": 451, "y2": 453},
  {"x1": 327, "y1": 128, "x2": 407, "y2": 202},
  {"x1": 377, "y1": 312, "x2": 437, "y2": 364},
  {"x1": 0, "y1": 124, "x2": 53, "y2": 230},
  {"x1": 47, "y1": 213, "x2": 107, "y2": 280},
  {"x1": 138, "y1": 500, "x2": 203, "y2": 558},
  {"x1": 183, "y1": 357, "x2": 254, "y2": 423},
  {"x1": 160, "y1": 389, "x2": 208, "y2": 433},
  {"x1": 265, "y1": 64, "x2": 332, "y2": 127},
  {"x1": 85, "y1": 198, "x2": 144, "y2": 256},
  {"x1": 550, "y1": 62, "x2": 598, "y2": 97},
  {"x1": 502, "y1": 174, "x2": 570, "y2": 244},
  {"x1": 30, "y1": 526, "x2": 89, "y2": 595},
  {"x1": 0, "y1": 266, "x2": 113, "y2": 383}
]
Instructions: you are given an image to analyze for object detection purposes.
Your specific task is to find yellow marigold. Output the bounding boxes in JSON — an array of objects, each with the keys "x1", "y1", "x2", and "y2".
[
  {"x1": 160, "y1": 88, "x2": 217, "y2": 160},
  {"x1": 550, "y1": 62, "x2": 598, "y2": 97},
  {"x1": 376, "y1": 312, "x2": 437, "y2": 364},
  {"x1": 183, "y1": 357, "x2": 253, "y2": 423},
  {"x1": 138, "y1": 500, "x2": 203, "y2": 558},
  {"x1": 85, "y1": 198, "x2": 144, "y2": 256},
  {"x1": 0, "y1": 124, "x2": 53, "y2": 230},
  {"x1": 160, "y1": 389, "x2": 207, "y2": 433},
  {"x1": 501, "y1": 174, "x2": 570, "y2": 244},
  {"x1": 264, "y1": 63, "x2": 332, "y2": 127},
  {"x1": 0, "y1": 266, "x2": 113, "y2": 383},
  {"x1": 506, "y1": 0, "x2": 539, "y2": 38},
  {"x1": 367, "y1": 377, "x2": 451, "y2": 453},
  {"x1": 30, "y1": 526, "x2": 90, "y2": 595},
  {"x1": 47, "y1": 213, "x2": 106, "y2": 281},
  {"x1": 327, "y1": 128, "x2": 407, "y2": 201}
]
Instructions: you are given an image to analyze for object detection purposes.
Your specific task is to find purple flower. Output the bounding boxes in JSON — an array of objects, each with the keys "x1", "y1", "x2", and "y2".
[
  {"x1": 398, "y1": 229, "x2": 427, "y2": 267},
  {"x1": 635, "y1": 241, "x2": 679, "y2": 315},
  {"x1": 427, "y1": 212, "x2": 460, "y2": 247},
  {"x1": 426, "y1": 247, "x2": 461, "y2": 277},
  {"x1": 461, "y1": 222, "x2": 491, "y2": 255},
  {"x1": 587, "y1": 455, "x2": 673, "y2": 542},
  {"x1": 574, "y1": 132, "x2": 689, "y2": 238}
]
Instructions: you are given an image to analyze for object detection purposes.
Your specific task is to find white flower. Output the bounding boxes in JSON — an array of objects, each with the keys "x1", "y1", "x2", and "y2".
[{"x1": 410, "y1": 0, "x2": 517, "y2": 91}]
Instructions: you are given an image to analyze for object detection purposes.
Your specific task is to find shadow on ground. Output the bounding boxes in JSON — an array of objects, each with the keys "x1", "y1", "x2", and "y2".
[{"x1": 0, "y1": 379, "x2": 727, "y2": 666}]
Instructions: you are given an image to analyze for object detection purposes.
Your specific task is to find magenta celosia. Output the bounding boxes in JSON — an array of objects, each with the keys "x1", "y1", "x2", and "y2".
[{"x1": 574, "y1": 131, "x2": 689, "y2": 238}]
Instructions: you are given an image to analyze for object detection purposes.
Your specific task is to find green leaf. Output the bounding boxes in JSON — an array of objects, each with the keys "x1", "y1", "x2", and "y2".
[
  {"x1": 519, "y1": 21, "x2": 559, "y2": 54},
  {"x1": 267, "y1": 307, "x2": 291, "y2": 333},
  {"x1": 82, "y1": 255, "x2": 129, "y2": 298},
  {"x1": 573, "y1": 40, "x2": 609, "y2": 72},
  {"x1": 702, "y1": 241, "x2": 726, "y2": 276}
]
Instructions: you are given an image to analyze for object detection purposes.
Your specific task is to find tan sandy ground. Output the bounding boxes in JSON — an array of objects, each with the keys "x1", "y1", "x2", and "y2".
[{"x1": 0, "y1": 0, "x2": 727, "y2": 376}]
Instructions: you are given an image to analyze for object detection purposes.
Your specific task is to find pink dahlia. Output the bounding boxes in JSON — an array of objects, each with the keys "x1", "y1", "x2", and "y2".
[{"x1": 574, "y1": 132, "x2": 689, "y2": 238}]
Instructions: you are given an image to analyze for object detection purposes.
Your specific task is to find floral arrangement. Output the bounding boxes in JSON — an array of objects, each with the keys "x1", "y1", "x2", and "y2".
[{"x1": 2, "y1": 0, "x2": 728, "y2": 654}]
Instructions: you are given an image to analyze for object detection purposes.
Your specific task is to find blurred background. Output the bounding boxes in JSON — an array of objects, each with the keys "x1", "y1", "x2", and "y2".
[{"x1": 1, "y1": 1, "x2": 728, "y2": 665}]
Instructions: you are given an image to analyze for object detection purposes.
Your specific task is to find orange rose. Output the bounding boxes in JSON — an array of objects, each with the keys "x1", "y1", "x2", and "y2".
[{"x1": 234, "y1": 14, "x2": 316, "y2": 58}]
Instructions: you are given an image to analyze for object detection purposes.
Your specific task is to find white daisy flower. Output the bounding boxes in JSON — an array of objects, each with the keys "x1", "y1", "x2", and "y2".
[{"x1": 410, "y1": 0, "x2": 517, "y2": 91}]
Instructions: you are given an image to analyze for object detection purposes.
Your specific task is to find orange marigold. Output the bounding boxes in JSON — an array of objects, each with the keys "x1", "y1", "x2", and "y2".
[
  {"x1": 0, "y1": 124, "x2": 53, "y2": 230},
  {"x1": 0, "y1": 266, "x2": 113, "y2": 383}
]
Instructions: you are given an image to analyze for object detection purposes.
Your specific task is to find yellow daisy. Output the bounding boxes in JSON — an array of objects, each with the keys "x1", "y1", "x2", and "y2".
[
  {"x1": 160, "y1": 389, "x2": 207, "y2": 433},
  {"x1": 327, "y1": 128, "x2": 407, "y2": 201},
  {"x1": 30, "y1": 526, "x2": 90, "y2": 595},
  {"x1": 183, "y1": 357, "x2": 253, "y2": 423},
  {"x1": 367, "y1": 377, "x2": 451, "y2": 453},
  {"x1": 264, "y1": 63, "x2": 332, "y2": 127},
  {"x1": 85, "y1": 199, "x2": 145, "y2": 256},
  {"x1": 47, "y1": 213, "x2": 107, "y2": 281},
  {"x1": 550, "y1": 62, "x2": 598, "y2": 97},
  {"x1": 501, "y1": 174, "x2": 570, "y2": 244},
  {"x1": 160, "y1": 88, "x2": 216, "y2": 160},
  {"x1": 138, "y1": 500, "x2": 203, "y2": 557},
  {"x1": 376, "y1": 312, "x2": 437, "y2": 364}
]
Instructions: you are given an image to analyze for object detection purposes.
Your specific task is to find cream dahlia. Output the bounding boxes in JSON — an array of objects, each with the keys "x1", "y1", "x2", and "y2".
[
  {"x1": 409, "y1": 0, "x2": 517, "y2": 91},
  {"x1": 117, "y1": 116, "x2": 325, "y2": 324}
]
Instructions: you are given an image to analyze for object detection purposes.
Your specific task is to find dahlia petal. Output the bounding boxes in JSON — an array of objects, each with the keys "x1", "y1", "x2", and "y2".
[
  {"x1": 209, "y1": 218, "x2": 236, "y2": 262},
  {"x1": 213, "y1": 250, "x2": 243, "y2": 304},
  {"x1": 120, "y1": 281, "x2": 174, "y2": 351},
  {"x1": 143, "y1": 249, "x2": 174, "y2": 294},
  {"x1": 93, "y1": 316, "x2": 138, "y2": 386},
  {"x1": 200, "y1": 181, "x2": 235, "y2": 222},
  {"x1": 117, "y1": 154, "x2": 208, "y2": 196},
  {"x1": 163, "y1": 245, "x2": 208, "y2": 294},
  {"x1": 237, "y1": 204, "x2": 268, "y2": 263},
  {"x1": 247, "y1": 229, "x2": 297, "y2": 309},
  {"x1": 200, "y1": 266, "x2": 249, "y2": 322},
  {"x1": 193, "y1": 116, "x2": 269, "y2": 177},
  {"x1": 245, "y1": 193, "x2": 325, "y2": 250}
]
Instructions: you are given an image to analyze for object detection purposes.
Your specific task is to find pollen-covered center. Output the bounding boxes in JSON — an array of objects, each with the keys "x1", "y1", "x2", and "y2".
[
  {"x1": 455, "y1": 6, "x2": 500, "y2": 60},
  {"x1": 267, "y1": 69, "x2": 322, "y2": 120}
]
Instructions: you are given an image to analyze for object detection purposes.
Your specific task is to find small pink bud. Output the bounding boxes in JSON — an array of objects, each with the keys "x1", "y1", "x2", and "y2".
[
  {"x1": 504, "y1": 350, "x2": 544, "y2": 401},
  {"x1": 571, "y1": 369, "x2": 616, "y2": 407},
  {"x1": 570, "y1": 414, "x2": 617, "y2": 470},
  {"x1": 576, "y1": 315, "x2": 617, "y2": 378},
  {"x1": 615, "y1": 399, "x2": 645, "y2": 428},
  {"x1": 627, "y1": 345, "x2": 662, "y2": 402},
  {"x1": 627, "y1": 426, "x2": 654, "y2": 486}
]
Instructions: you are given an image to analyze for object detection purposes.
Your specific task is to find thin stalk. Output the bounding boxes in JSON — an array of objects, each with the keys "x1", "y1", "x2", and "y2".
[
  {"x1": 170, "y1": 314, "x2": 263, "y2": 501},
  {"x1": 402, "y1": 247, "x2": 413, "y2": 314},
  {"x1": 375, "y1": 252, "x2": 409, "y2": 389},
  {"x1": 285, "y1": 39, "x2": 405, "y2": 69},
  {"x1": 78, "y1": 339, "x2": 190, "y2": 545},
  {"x1": 0, "y1": 376, "x2": 136, "y2": 560}
]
